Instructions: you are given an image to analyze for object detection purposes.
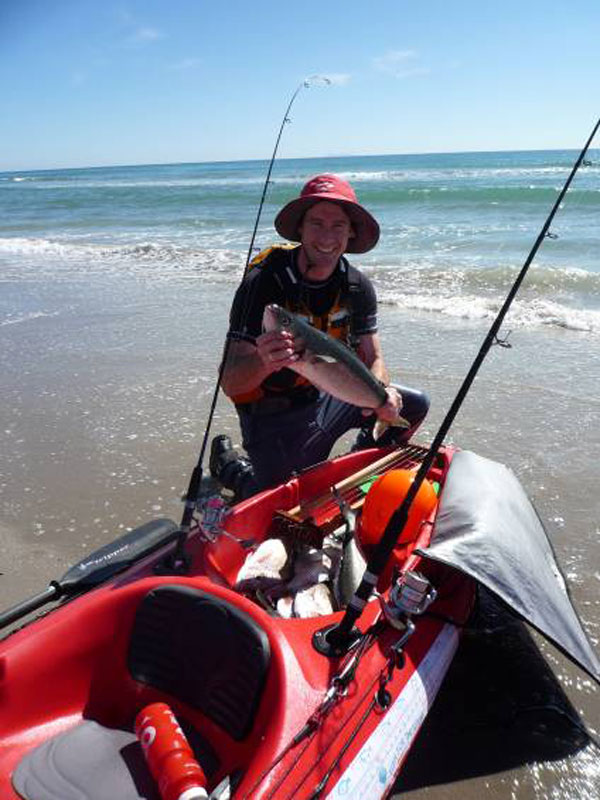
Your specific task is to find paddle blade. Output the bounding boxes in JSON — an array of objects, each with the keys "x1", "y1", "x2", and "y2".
[{"x1": 60, "y1": 518, "x2": 180, "y2": 590}]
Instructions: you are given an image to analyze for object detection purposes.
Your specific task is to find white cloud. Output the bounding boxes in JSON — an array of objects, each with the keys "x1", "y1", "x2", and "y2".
[
  {"x1": 131, "y1": 26, "x2": 163, "y2": 43},
  {"x1": 169, "y1": 57, "x2": 202, "y2": 71},
  {"x1": 373, "y1": 50, "x2": 430, "y2": 79}
]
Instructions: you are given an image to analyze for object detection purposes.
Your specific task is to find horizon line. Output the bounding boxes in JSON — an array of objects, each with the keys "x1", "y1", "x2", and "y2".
[{"x1": 0, "y1": 146, "x2": 591, "y2": 175}]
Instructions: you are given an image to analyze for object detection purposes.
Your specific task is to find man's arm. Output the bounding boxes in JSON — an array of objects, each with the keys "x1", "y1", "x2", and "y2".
[
  {"x1": 356, "y1": 332, "x2": 390, "y2": 385},
  {"x1": 356, "y1": 332, "x2": 402, "y2": 422},
  {"x1": 220, "y1": 331, "x2": 299, "y2": 398}
]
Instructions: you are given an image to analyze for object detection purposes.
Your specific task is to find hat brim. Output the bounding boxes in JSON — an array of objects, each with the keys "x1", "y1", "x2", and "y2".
[{"x1": 274, "y1": 195, "x2": 380, "y2": 254}]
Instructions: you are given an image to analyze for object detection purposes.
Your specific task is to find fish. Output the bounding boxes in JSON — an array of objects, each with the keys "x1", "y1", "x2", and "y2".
[
  {"x1": 262, "y1": 304, "x2": 410, "y2": 429},
  {"x1": 335, "y1": 536, "x2": 366, "y2": 608},
  {"x1": 327, "y1": 492, "x2": 367, "y2": 608}
]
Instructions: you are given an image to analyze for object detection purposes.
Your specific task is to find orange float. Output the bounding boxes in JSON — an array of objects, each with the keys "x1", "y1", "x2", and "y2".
[{"x1": 357, "y1": 468, "x2": 438, "y2": 587}]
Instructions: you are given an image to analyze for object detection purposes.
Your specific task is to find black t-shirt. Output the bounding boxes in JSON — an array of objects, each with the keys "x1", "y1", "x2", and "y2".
[{"x1": 228, "y1": 248, "x2": 378, "y2": 344}]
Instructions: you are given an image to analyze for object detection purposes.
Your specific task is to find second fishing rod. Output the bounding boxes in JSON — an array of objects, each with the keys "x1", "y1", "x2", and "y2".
[{"x1": 321, "y1": 114, "x2": 600, "y2": 651}]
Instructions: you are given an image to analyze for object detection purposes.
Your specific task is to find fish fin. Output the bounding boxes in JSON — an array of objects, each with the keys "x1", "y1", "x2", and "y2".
[
  {"x1": 305, "y1": 353, "x2": 338, "y2": 364},
  {"x1": 373, "y1": 419, "x2": 389, "y2": 441},
  {"x1": 373, "y1": 415, "x2": 411, "y2": 441}
]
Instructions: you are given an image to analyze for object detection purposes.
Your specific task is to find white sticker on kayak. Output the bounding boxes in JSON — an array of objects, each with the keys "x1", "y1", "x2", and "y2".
[{"x1": 325, "y1": 623, "x2": 459, "y2": 800}]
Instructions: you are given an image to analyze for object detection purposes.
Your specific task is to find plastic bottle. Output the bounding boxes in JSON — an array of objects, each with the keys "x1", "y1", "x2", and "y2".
[{"x1": 135, "y1": 702, "x2": 209, "y2": 800}]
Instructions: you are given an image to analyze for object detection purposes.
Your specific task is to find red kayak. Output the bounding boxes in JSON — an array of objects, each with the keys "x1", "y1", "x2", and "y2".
[
  {"x1": 2, "y1": 440, "x2": 598, "y2": 800},
  {"x1": 0, "y1": 443, "x2": 476, "y2": 800}
]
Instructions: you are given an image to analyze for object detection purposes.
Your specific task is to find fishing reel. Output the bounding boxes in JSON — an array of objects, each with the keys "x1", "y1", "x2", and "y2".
[{"x1": 380, "y1": 570, "x2": 437, "y2": 630}]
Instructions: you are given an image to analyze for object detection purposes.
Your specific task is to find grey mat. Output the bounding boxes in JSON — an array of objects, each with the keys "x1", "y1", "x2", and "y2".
[{"x1": 12, "y1": 720, "x2": 159, "y2": 800}]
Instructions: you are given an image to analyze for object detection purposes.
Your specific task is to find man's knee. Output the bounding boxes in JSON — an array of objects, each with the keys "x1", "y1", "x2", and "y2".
[
  {"x1": 390, "y1": 384, "x2": 430, "y2": 426},
  {"x1": 352, "y1": 385, "x2": 429, "y2": 451}
]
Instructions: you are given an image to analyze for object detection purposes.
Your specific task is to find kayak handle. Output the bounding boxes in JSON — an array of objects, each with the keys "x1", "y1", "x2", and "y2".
[{"x1": 0, "y1": 583, "x2": 61, "y2": 630}]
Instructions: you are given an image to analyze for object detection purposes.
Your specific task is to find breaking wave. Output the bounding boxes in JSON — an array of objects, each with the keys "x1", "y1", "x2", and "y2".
[
  {"x1": 379, "y1": 291, "x2": 600, "y2": 334},
  {"x1": 370, "y1": 262, "x2": 600, "y2": 335},
  {"x1": 0, "y1": 236, "x2": 246, "y2": 281},
  {"x1": 0, "y1": 310, "x2": 60, "y2": 327},
  {"x1": 1, "y1": 235, "x2": 597, "y2": 335}
]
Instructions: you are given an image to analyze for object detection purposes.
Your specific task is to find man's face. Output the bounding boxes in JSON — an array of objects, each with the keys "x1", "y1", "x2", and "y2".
[{"x1": 298, "y1": 201, "x2": 355, "y2": 277}]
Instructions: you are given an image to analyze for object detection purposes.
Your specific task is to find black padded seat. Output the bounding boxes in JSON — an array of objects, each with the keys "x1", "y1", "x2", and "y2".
[{"x1": 128, "y1": 585, "x2": 271, "y2": 741}]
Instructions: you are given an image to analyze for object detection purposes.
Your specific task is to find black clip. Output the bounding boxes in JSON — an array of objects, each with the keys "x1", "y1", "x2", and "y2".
[
  {"x1": 582, "y1": 159, "x2": 593, "y2": 167},
  {"x1": 493, "y1": 330, "x2": 513, "y2": 349},
  {"x1": 545, "y1": 231, "x2": 559, "y2": 240}
]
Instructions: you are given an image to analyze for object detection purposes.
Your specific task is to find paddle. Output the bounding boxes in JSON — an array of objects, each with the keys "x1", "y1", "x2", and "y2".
[{"x1": 0, "y1": 517, "x2": 179, "y2": 631}]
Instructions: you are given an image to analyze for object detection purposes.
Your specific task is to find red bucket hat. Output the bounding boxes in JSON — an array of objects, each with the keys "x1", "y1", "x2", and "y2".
[{"x1": 274, "y1": 174, "x2": 380, "y2": 254}]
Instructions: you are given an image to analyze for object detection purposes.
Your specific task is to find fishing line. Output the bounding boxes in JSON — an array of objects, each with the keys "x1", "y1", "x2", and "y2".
[
  {"x1": 305, "y1": 698, "x2": 378, "y2": 800},
  {"x1": 243, "y1": 76, "x2": 332, "y2": 271},
  {"x1": 325, "y1": 115, "x2": 600, "y2": 650},
  {"x1": 169, "y1": 76, "x2": 331, "y2": 566},
  {"x1": 241, "y1": 624, "x2": 381, "y2": 799}
]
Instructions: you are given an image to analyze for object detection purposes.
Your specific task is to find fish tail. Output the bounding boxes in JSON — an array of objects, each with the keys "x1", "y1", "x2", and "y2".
[{"x1": 373, "y1": 419, "x2": 389, "y2": 441}]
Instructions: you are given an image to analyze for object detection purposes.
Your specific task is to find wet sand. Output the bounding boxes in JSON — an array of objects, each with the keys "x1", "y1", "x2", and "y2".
[{"x1": 1, "y1": 275, "x2": 598, "y2": 797}]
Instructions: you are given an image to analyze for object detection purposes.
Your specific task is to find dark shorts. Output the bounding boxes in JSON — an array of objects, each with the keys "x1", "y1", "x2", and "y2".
[{"x1": 238, "y1": 385, "x2": 429, "y2": 493}]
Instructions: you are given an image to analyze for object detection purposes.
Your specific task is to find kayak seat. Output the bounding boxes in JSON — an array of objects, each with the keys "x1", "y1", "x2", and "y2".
[
  {"x1": 12, "y1": 716, "x2": 221, "y2": 800},
  {"x1": 127, "y1": 584, "x2": 271, "y2": 741},
  {"x1": 12, "y1": 721, "x2": 160, "y2": 800}
]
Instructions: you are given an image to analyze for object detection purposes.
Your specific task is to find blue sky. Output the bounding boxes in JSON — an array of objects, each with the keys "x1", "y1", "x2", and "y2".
[{"x1": 1, "y1": 0, "x2": 599, "y2": 170}]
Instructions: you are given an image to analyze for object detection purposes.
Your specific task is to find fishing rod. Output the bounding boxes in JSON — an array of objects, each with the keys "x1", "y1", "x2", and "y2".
[
  {"x1": 243, "y1": 76, "x2": 332, "y2": 271},
  {"x1": 170, "y1": 76, "x2": 331, "y2": 567},
  {"x1": 322, "y1": 115, "x2": 600, "y2": 653}
]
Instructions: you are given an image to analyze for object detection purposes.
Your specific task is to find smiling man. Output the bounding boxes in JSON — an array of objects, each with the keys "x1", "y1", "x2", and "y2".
[{"x1": 212, "y1": 174, "x2": 430, "y2": 499}]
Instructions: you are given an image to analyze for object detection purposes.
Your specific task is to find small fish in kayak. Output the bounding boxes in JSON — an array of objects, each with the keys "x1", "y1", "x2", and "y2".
[{"x1": 262, "y1": 304, "x2": 410, "y2": 431}]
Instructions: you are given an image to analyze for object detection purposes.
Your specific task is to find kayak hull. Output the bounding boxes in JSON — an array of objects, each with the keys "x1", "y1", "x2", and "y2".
[{"x1": 0, "y1": 445, "x2": 475, "y2": 800}]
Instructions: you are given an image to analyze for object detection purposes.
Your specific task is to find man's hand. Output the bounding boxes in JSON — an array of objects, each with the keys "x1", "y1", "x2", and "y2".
[
  {"x1": 362, "y1": 386, "x2": 404, "y2": 423},
  {"x1": 256, "y1": 329, "x2": 300, "y2": 370}
]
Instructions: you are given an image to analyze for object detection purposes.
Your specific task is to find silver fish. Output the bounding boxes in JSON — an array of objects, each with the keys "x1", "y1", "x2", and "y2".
[
  {"x1": 327, "y1": 492, "x2": 367, "y2": 608},
  {"x1": 262, "y1": 304, "x2": 410, "y2": 428},
  {"x1": 335, "y1": 536, "x2": 366, "y2": 609}
]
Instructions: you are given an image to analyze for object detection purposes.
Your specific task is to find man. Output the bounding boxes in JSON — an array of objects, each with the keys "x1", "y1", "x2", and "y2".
[{"x1": 211, "y1": 174, "x2": 429, "y2": 499}]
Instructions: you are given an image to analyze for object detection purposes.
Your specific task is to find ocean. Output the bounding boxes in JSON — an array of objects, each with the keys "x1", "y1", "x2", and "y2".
[
  {"x1": 0, "y1": 151, "x2": 599, "y2": 798},
  {"x1": 2, "y1": 151, "x2": 599, "y2": 332}
]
